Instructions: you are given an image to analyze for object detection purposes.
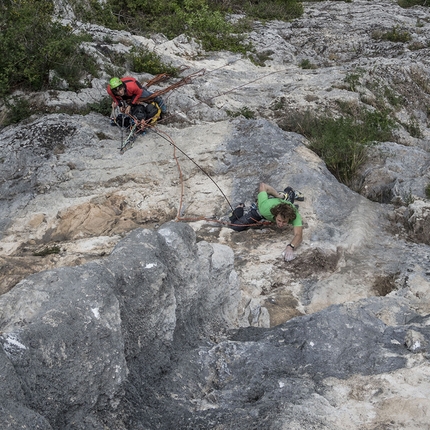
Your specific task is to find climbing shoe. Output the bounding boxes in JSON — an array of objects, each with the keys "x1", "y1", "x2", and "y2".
[
  {"x1": 283, "y1": 187, "x2": 296, "y2": 204},
  {"x1": 294, "y1": 190, "x2": 304, "y2": 201},
  {"x1": 229, "y1": 203, "x2": 245, "y2": 222}
]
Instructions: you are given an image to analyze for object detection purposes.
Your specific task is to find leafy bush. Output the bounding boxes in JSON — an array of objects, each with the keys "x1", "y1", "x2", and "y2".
[
  {"x1": 2, "y1": 0, "x2": 304, "y2": 99},
  {"x1": 2, "y1": 96, "x2": 37, "y2": 125},
  {"x1": 344, "y1": 70, "x2": 364, "y2": 92},
  {"x1": 376, "y1": 26, "x2": 412, "y2": 43},
  {"x1": 398, "y1": 0, "x2": 430, "y2": 8},
  {"x1": 0, "y1": 0, "x2": 98, "y2": 97},
  {"x1": 129, "y1": 47, "x2": 179, "y2": 76},
  {"x1": 81, "y1": 0, "x2": 301, "y2": 53},
  {"x1": 83, "y1": 97, "x2": 114, "y2": 116},
  {"x1": 33, "y1": 246, "x2": 61, "y2": 256},
  {"x1": 282, "y1": 108, "x2": 396, "y2": 185},
  {"x1": 425, "y1": 183, "x2": 430, "y2": 199},
  {"x1": 72, "y1": 0, "x2": 123, "y2": 30},
  {"x1": 226, "y1": 107, "x2": 255, "y2": 119},
  {"x1": 383, "y1": 86, "x2": 403, "y2": 108},
  {"x1": 248, "y1": 50, "x2": 274, "y2": 67},
  {"x1": 402, "y1": 117, "x2": 423, "y2": 138},
  {"x1": 299, "y1": 59, "x2": 317, "y2": 69},
  {"x1": 241, "y1": 0, "x2": 303, "y2": 21}
]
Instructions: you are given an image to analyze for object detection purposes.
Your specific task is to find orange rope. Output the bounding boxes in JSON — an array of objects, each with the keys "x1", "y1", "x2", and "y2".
[
  {"x1": 116, "y1": 66, "x2": 280, "y2": 229},
  {"x1": 150, "y1": 126, "x2": 273, "y2": 229},
  {"x1": 138, "y1": 69, "x2": 206, "y2": 104},
  {"x1": 151, "y1": 127, "x2": 185, "y2": 220},
  {"x1": 118, "y1": 117, "x2": 272, "y2": 228}
]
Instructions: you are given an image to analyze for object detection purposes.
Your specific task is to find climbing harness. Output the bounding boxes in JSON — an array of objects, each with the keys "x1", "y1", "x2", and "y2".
[{"x1": 111, "y1": 102, "x2": 162, "y2": 154}]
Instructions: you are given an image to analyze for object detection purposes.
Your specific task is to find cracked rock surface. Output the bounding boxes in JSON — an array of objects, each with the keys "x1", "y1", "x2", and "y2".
[{"x1": 1, "y1": 0, "x2": 430, "y2": 428}]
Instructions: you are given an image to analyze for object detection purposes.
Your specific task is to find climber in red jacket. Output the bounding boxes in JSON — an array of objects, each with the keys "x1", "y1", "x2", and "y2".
[{"x1": 107, "y1": 76, "x2": 166, "y2": 115}]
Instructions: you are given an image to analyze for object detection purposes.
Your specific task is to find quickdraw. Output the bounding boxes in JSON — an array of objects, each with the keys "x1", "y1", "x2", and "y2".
[
  {"x1": 111, "y1": 103, "x2": 162, "y2": 154},
  {"x1": 119, "y1": 122, "x2": 138, "y2": 154}
]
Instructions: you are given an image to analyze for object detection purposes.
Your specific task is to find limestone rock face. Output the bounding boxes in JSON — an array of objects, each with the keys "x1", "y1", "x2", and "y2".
[
  {"x1": 0, "y1": 223, "x2": 240, "y2": 429},
  {"x1": 2, "y1": 222, "x2": 430, "y2": 429},
  {"x1": 1, "y1": 0, "x2": 430, "y2": 428}
]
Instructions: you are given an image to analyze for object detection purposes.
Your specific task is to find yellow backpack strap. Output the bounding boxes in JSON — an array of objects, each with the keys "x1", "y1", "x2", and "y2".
[{"x1": 149, "y1": 102, "x2": 162, "y2": 124}]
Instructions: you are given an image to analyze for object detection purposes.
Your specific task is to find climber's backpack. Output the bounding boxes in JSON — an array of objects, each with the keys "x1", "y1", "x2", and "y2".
[{"x1": 115, "y1": 102, "x2": 162, "y2": 128}]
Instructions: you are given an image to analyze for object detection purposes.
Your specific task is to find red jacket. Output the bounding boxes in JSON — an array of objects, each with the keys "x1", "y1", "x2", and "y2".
[{"x1": 107, "y1": 76, "x2": 144, "y2": 106}]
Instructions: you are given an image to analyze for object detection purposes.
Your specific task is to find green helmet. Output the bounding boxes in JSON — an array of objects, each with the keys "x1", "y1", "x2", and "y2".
[{"x1": 109, "y1": 77, "x2": 123, "y2": 89}]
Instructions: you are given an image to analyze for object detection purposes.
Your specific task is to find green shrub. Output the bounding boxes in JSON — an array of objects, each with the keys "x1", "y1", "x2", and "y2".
[
  {"x1": 299, "y1": 59, "x2": 316, "y2": 69},
  {"x1": 2, "y1": 96, "x2": 37, "y2": 126},
  {"x1": 241, "y1": 0, "x2": 303, "y2": 21},
  {"x1": 84, "y1": 97, "x2": 114, "y2": 116},
  {"x1": 2, "y1": 0, "x2": 305, "y2": 99},
  {"x1": 380, "y1": 26, "x2": 412, "y2": 43},
  {"x1": 81, "y1": 0, "x2": 301, "y2": 53},
  {"x1": 398, "y1": 0, "x2": 430, "y2": 8},
  {"x1": 282, "y1": 108, "x2": 396, "y2": 185},
  {"x1": 248, "y1": 50, "x2": 274, "y2": 67},
  {"x1": 129, "y1": 47, "x2": 179, "y2": 76},
  {"x1": 0, "y1": 0, "x2": 98, "y2": 97},
  {"x1": 172, "y1": 0, "x2": 250, "y2": 53},
  {"x1": 425, "y1": 183, "x2": 430, "y2": 199},
  {"x1": 33, "y1": 246, "x2": 61, "y2": 256},
  {"x1": 226, "y1": 107, "x2": 255, "y2": 119},
  {"x1": 72, "y1": 0, "x2": 123, "y2": 30},
  {"x1": 401, "y1": 188, "x2": 415, "y2": 205},
  {"x1": 344, "y1": 72, "x2": 362, "y2": 92},
  {"x1": 383, "y1": 86, "x2": 403, "y2": 108},
  {"x1": 402, "y1": 117, "x2": 423, "y2": 138}
]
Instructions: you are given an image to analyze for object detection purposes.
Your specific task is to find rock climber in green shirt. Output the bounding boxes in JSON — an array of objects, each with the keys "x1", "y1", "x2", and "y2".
[{"x1": 229, "y1": 182, "x2": 303, "y2": 261}]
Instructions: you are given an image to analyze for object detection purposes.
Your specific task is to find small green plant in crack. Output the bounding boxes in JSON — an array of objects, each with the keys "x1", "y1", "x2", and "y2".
[
  {"x1": 96, "y1": 132, "x2": 111, "y2": 140},
  {"x1": 128, "y1": 46, "x2": 179, "y2": 76},
  {"x1": 403, "y1": 117, "x2": 423, "y2": 138},
  {"x1": 344, "y1": 72, "x2": 363, "y2": 92},
  {"x1": 33, "y1": 246, "x2": 61, "y2": 257},
  {"x1": 383, "y1": 86, "x2": 403, "y2": 108},
  {"x1": 2, "y1": 96, "x2": 38, "y2": 126},
  {"x1": 299, "y1": 59, "x2": 316, "y2": 69},
  {"x1": 425, "y1": 183, "x2": 430, "y2": 199},
  {"x1": 249, "y1": 50, "x2": 274, "y2": 67},
  {"x1": 380, "y1": 26, "x2": 412, "y2": 43},
  {"x1": 271, "y1": 98, "x2": 286, "y2": 111},
  {"x1": 401, "y1": 189, "x2": 415, "y2": 205},
  {"x1": 226, "y1": 107, "x2": 255, "y2": 119},
  {"x1": 398, "y1": 0, "x2": 429, "y2": 9},
  {"x1": 86, "y1": 97, "x2": 113, "y2": 116}
]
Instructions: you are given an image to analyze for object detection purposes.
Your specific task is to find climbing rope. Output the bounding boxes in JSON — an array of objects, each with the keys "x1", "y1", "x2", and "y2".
[
  {"x1": 109, "y1": 61, "x2": 281, "y2": 228},
  {"x1": 150, "y1": 127, "x2": 273, "y2": 228},
  {"x1": 112, "y1": 110, "x2": 272, "y2": 228},
  {"x1": 137, "y1": 69, "x2": 206, "y2": 104},
  {"x1": 139, "y1": 65, "x2": 293, "y2": 135}
]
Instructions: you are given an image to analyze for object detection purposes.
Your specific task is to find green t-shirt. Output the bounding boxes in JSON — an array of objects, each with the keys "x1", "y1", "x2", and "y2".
[{"x1": 257, "y1": 191, "x2": 302, "y2": 227}]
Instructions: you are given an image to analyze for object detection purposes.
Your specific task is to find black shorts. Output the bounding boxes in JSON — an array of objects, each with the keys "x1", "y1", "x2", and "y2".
[{"x1": 229, "y1": 206, "x2": 263, "y2": 232}]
